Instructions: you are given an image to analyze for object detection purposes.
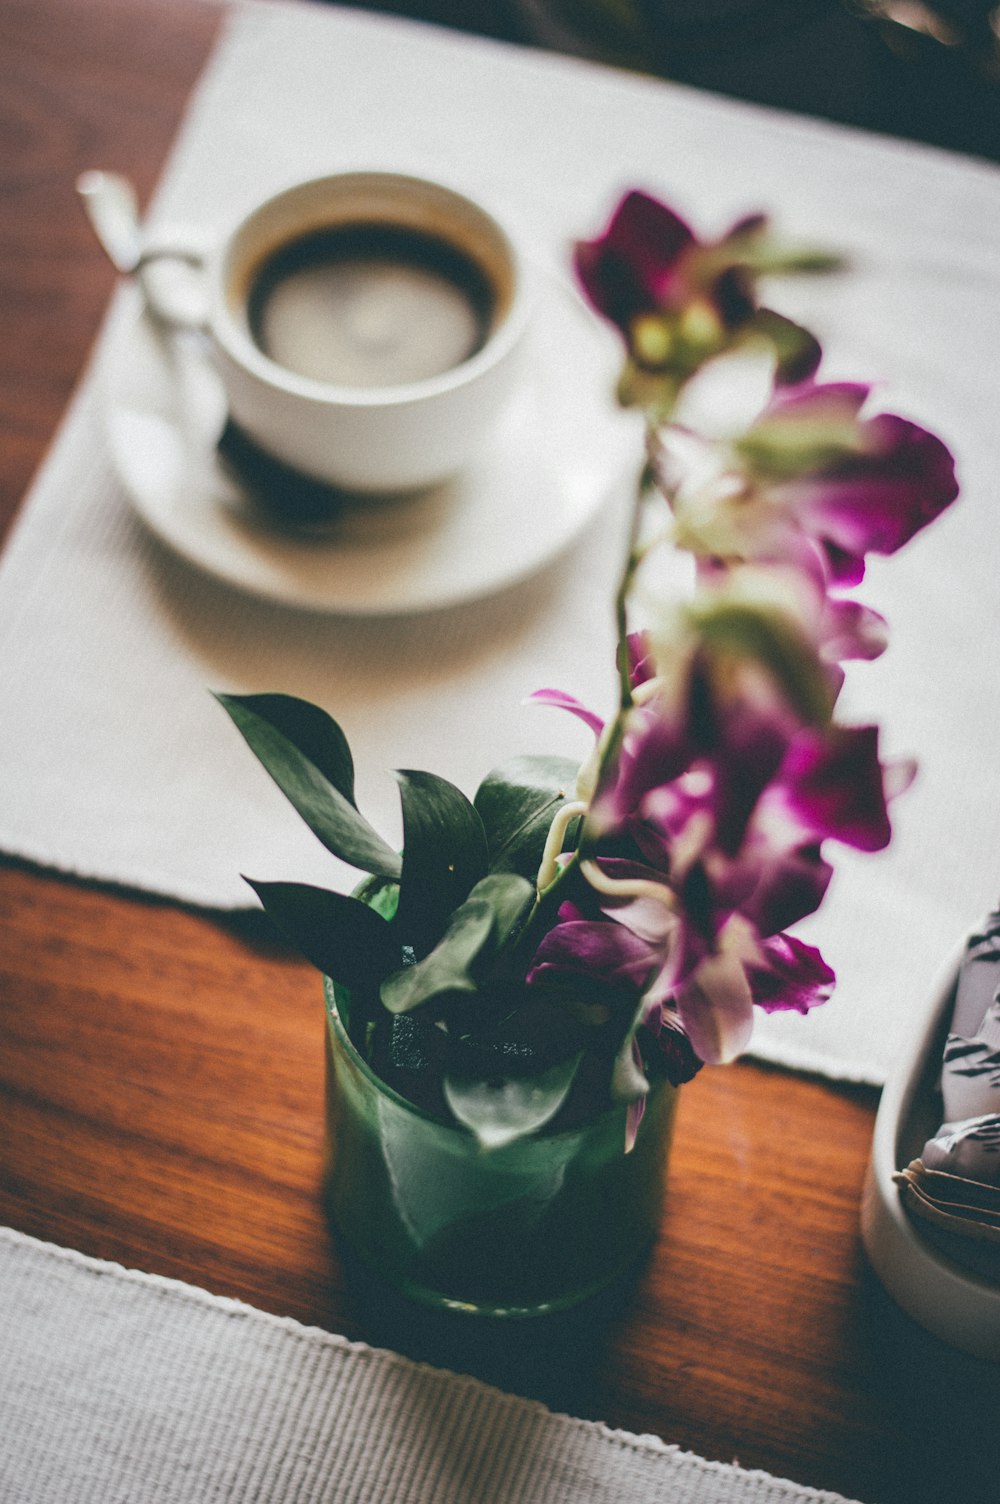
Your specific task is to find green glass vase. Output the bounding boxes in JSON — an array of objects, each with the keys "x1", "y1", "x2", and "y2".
[{"x1": 323, "y1": 975, "x2": 678, "y2": 1319}]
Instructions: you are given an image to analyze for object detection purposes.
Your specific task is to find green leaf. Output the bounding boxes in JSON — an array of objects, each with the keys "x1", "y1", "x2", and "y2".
[
  {"x1": 216, "y1": 693, "x2": 401, "y2": 879},
  {"x1": 609, "y1": 1004, "x2": 650, "y2": 1105},
  {"x1": 689, "y1": 598, "x2": 835, "y2": 728},
  {"x1": 741, "y1": 243, "x2": 844, "y2": 277},
  {"x1": 246, "y1": 879, "x2": 397, "y2": 989},
  {"x1": 221, "y1": 693, "x2": 356, "y2": 796},
  {"x1": 476, "y1": 871, "x2": 537, "y2": 946},
  {"x1": 393, "y1": 769, "x2": 489, "y2": 953},
  {"x1": 381, "y1": 899, "x2": 493, "y2": 1014},
  {"x1": 443, "y1": 1052, "x2": 583, "y2": 1149},
  {"x1": 474, "y1": 755, "x2": 581, "y2": 877},
  {"x1": 749, "y1": 308, "x2": 821, "y2": 387},
  {"x1": 381, "y1": 873, "x2": 534, "y2": 1015}
]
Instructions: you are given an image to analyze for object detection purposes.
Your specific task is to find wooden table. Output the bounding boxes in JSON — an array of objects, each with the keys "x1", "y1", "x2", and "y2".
[{"x1": 1, "y1": 4, "x2": 997, "y2": 1501}]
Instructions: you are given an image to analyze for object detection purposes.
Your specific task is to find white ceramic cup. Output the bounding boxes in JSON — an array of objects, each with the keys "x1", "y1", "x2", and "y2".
[{"x1": 138, "y1": 171, "x2": 532, "y2": 494}]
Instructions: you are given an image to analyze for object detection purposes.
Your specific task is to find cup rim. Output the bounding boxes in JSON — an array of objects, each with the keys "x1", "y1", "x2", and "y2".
[{"x1": 212, "y1": 169, "x2": 532, "y2": 409}]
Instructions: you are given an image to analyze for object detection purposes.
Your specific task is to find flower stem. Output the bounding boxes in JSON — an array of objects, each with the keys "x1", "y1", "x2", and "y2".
[
  {"x1": 603, "y1": 436, "x2": 658, "y2": 796},
  {"x1": 614, "y1": 458, "x2": 651, "y2": 713}
]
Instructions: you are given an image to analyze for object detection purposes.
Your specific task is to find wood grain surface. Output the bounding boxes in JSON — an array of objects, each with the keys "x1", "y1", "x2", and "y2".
[{"x1": 1, "y1": 4, "x2": 998, "y2": 1502}]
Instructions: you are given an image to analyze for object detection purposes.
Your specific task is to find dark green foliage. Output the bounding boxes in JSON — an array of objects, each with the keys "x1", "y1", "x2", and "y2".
[
  {"x1": 217, "y1": 692, "x2": 620, "y2": 1146},
  {"x1": 216, "y1": 693, "x2": 402, "y2": 878},
  {"x1": 474, "y1": 754, "x2": 580, "y2": 876},
  {"x1": 393, "y1": 769, "x2": 490, "y2": 956},
  {"x1": 243, "y1": 880, "x2": 398, "y2": 990}
]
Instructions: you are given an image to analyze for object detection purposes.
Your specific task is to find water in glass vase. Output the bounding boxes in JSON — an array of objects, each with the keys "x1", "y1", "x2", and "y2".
[{"x1": 322, "y1": 976, "x2": 678, "y2": 1319}]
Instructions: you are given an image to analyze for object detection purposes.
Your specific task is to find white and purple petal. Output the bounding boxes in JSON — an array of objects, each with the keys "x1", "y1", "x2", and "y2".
[
  {"x1": 528, "y1": 686, "x2": 606, "y2": 738},
  {"x1": 780, "y1": 724, "x2": 895, "y2": 851},
  {"x1": 526, "y1": 917, "x2": 659, "y2": 996},
  {"x1": 675, "y1": 950, "x2": 756, "y2": 1064},
  {"x1": 745, "y1": 932, "x2": 835, "y2": 1014},
  {"x1": 574, "y1": 190, "x2": 695, "y2": 333}
]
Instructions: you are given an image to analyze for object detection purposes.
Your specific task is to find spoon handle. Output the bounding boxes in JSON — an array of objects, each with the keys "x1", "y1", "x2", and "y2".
[{"x1": 77, "y1": 170, "x2": 143, "y2": 274}]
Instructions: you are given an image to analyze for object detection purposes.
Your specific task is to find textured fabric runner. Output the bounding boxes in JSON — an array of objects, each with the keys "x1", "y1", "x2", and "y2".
[
  {"x1": 2, "y1": 0, "x2": 1000, "y2": 1083},
  {"x1": 0, "y1": 1226, "x2": 863, "y2": 1503}
]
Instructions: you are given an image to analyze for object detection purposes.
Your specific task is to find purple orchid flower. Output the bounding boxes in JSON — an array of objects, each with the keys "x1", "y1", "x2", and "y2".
[
  {"x1": 573, "y1": 191, "x2": 824, "y2": 408},
  {"x1": 746, "y1": 933, "x2": 837, "y2": 1014},
  {"x1": 659, "y1": 380, "x2": 959, "y2": 589},
  {"x1": 527, "y1": 643, "x2": 907, "y2": 1065},
  {"x1": 693, "y1": 554, "x2": 889, "y2": 671},
  {"x1": 574, "y1": 191, "x2": 758, "y2": 342},
  {"x1": 528, "y1": 876, "x2": 834, "y2": 1067}
]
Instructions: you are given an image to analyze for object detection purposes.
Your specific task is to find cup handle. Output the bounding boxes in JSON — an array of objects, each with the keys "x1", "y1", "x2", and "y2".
[{"x1": 134, "y1": 232, "x2": 213, "y2": 331}]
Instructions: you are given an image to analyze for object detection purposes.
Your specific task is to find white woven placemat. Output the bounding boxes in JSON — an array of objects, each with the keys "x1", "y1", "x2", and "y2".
[
  {"x1": 0, "y1": 1226, "x2": 862, "y2": 1503},
  {"x1": 2, "y1": 1, "x2": 1000, "y2": 1083}
]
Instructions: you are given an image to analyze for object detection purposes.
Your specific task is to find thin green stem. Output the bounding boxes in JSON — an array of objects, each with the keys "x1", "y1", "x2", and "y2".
[
  {"x1": 603, "y1": 429, "x2": 660, "y2": 798},
  {"x1": 510, "y1": 845, "x2": 581, "y2": 974},
  {"x1": 614, "y1": 459, "x2": 650, "y2": 713}
]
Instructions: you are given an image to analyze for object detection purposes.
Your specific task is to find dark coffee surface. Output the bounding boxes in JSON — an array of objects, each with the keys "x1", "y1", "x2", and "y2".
[{"x1": 248, "y1": 222, "x2": 496, "y2": 387}]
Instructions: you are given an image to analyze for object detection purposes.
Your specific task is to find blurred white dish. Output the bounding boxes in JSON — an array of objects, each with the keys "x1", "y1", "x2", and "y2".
[
  {"x1": 861, "y1": 938, "x2": 1000, "y2": 1360},
  {"x1": 101, "y1": 271, "x2": 635, "y2": 614}
]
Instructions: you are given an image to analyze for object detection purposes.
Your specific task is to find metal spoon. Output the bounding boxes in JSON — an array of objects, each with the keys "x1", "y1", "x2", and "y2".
[
  {"x1": 77, "y1": 167, "x2": 229, "y2": 480},
  {"x1": 77, "y1": 170, "x2": 144, "y2": 276},
  {"x1": 77, "y1": 170, "x2": 341, "y2": 525},
  {"x1": 77, "y1": 169, "x2": 204, "y2": 328}
]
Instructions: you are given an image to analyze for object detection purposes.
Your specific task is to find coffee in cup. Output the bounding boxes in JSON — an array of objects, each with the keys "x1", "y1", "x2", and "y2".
[{"x1": 247, "y1": 221, "x2": 499, "y2": 389}]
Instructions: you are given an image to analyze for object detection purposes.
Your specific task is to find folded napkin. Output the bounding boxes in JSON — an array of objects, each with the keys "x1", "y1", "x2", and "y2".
[
  {"x1": 0, "y1": 1226, "x2": 862, "y2": 1504},
  {"x1": 3, "y1": 0, "x2": 1000, "y2": 1085}
]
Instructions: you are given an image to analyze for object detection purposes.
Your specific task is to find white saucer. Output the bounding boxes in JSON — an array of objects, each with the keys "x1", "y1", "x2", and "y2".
[
  {"x1": 861, "y1": 936, "x2": 1000, "y2": 1361},
  {"x1": 101, "y1": 272, "x2": 636, "y2": 614}
]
